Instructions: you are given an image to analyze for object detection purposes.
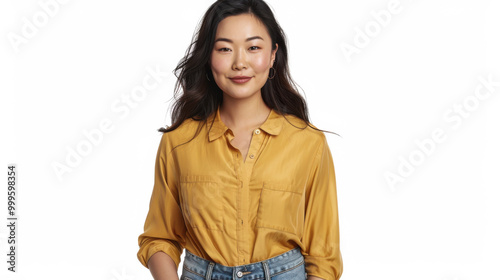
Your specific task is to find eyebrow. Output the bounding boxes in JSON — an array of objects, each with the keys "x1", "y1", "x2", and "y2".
[{"x1": 214, "y1": 36, "x2": 264, "y2": 43}]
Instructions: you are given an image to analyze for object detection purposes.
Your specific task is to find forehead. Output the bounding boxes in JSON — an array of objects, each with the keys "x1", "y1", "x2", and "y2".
[{"x1": 215, "y1": 13, "x2": 270, "y2": 41}]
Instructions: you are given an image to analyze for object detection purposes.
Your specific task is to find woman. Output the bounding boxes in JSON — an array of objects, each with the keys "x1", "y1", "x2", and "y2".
[{"x1": 137, "y1": 0, "x2": 343, "y2": 279}]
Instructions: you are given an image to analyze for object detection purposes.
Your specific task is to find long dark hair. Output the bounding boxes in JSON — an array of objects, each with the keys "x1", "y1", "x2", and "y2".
[{"x1": 158, "y1": 0, "x2": 339, "y2": 138}]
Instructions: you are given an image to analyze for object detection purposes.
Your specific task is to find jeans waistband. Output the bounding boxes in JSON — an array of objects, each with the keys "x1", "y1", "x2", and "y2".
[{"x1": 183, "y1": 246, "x2": 304, "y2": 280}]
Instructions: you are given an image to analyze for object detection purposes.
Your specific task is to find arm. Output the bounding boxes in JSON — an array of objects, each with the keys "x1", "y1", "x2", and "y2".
[
  {"x1": 148, "y1": 251, "x2": 179, "y2": 280},
  {"x1": 137, "y1": 133, "x2": 186, "y2": 278},
  {"x1": 301, "y1": 134, "x2": 343, "y2": 279}
]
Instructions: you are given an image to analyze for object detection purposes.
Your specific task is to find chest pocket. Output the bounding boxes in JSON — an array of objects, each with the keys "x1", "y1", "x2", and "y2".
[
  {"x1": 180, "y1": 178, "x2": 223, "y2": 231},
  {"x1": 256, "y1": 181, "x2": 305, "y2": 236}
]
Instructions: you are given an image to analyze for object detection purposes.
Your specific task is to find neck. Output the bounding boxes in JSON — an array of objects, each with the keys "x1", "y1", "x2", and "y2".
[{"x1": 219, "y1": 92, "x2": 271, "y2": 131}]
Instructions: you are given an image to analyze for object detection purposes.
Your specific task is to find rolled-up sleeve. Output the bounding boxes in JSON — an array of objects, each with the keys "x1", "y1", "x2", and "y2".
[
  {"x1": 301, "y1": 134, "x2": 343, "y2": 279},
  {"x1": 137, "y1": 133, "x2": 186, "y2": 270}
]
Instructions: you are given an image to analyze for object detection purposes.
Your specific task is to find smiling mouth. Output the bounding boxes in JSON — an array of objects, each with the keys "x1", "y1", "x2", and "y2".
[{"x1": 229, "y1": 76, "x2": 252, "y2": 84}]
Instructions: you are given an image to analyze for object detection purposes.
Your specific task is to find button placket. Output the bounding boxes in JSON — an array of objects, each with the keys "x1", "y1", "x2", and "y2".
[
  {"x1": 238, "y1": 130, "x2": 266, "y2": 266},
  {"x1": 247, "y1": 129, "x2": 262, "y2": 161}
]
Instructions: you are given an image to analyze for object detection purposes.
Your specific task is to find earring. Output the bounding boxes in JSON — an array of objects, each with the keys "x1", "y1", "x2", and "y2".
[
  {"x1": 268, "y1": 66, "x2": 276, "y2": 79},
  {"x1": 268, "y1": 60, "x2": 276, "y2": 79}
]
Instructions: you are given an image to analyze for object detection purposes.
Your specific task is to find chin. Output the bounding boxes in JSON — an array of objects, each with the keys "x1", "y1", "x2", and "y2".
[{"x1": 223, "y1": 90, "x2": 259, "y2": 99}]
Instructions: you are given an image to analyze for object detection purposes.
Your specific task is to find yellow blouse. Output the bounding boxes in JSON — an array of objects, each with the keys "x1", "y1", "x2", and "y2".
[{"x1": 137, "y1": 106, "x2": 343, "y2": 279}]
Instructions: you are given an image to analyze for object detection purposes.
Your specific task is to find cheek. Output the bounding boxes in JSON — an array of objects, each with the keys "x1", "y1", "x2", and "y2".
[
  {"x1": 211, "y1": 55, "x2": 230, "y2": 74},
  {"x1": 252, "y1": 55, "x2": 271, "y2": 73}
]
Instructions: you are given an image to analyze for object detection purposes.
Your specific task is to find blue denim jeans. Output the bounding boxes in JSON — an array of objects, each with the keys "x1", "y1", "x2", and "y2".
[{"x1": 180, "y1": 246, "x2": 307, "y2": 280}]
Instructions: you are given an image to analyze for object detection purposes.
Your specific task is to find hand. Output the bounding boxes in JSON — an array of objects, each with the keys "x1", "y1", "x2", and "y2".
[{"x1": 307, "y1": 276, "x2": 325, "y2": 280}]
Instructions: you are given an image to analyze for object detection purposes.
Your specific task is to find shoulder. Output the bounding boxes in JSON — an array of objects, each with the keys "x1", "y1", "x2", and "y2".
[
  {"x1": 281, "y1": 113, "x2": 327, "y2": 146},
  {"x1": 159, "y1": 117, "x2": 204, "y2": 149}
]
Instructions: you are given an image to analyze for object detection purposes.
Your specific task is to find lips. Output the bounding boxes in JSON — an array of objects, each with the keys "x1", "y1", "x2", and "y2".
[{"x1": 230, "y1": 76, "x2": 252, "y2": 84}]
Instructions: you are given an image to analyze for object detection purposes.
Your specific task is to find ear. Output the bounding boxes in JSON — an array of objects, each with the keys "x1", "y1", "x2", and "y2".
[{"x1": 271, "y1": 43, "x2": 278, "y2": 66}]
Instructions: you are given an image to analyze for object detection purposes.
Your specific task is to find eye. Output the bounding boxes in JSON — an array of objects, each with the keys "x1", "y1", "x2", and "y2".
[
  {"x1": 218, "y1": 47, "x2": 231, "y2": 52},
  {"x1": 249, "y1": 46, "x2": 260, "y2": 51}
]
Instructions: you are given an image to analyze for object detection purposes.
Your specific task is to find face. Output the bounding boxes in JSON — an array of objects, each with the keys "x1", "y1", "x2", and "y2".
[{"x1": 210, "y1": 13, "x2": 278, "y2": 101}]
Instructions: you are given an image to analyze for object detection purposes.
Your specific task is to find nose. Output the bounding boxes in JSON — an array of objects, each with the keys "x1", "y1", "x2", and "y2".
[{"x1": 232, "y1": 48, "x2": 247, "y2": 70}]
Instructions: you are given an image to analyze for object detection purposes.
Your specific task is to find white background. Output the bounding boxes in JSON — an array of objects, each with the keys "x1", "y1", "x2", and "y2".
[{"x1": 1, "y1": 0, "x2": 499, "y2": 279}]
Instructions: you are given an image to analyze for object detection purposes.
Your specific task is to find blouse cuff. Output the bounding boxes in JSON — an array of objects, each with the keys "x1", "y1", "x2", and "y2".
[
  {"x1": 137, "y1": 239, "x2": 182, "y2": 270},
  {"x1": 304, "y1": 254, "x2": 343, "y2": 280}
]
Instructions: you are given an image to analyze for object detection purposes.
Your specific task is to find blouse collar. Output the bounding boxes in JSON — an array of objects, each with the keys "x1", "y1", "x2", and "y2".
[{"x1": 207, "y1": 105, "x2": 285, "y2": 142}]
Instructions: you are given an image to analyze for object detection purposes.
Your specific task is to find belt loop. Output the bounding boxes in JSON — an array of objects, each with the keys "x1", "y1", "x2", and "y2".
[
  {"x1": 205, "y1": 261, "x2": 215, "y2": 280},
  {"x1": 262, "y1": 260, "x2": 271, "y2": 280}
]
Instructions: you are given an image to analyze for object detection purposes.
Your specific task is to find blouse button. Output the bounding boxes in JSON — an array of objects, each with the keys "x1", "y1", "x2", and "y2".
[
  {"x1": 254, "y1": 129, "x2": 260, "y2": 135},
  {"x1": 249, "y1": 154, "x2": 254, "y2": 159}
]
